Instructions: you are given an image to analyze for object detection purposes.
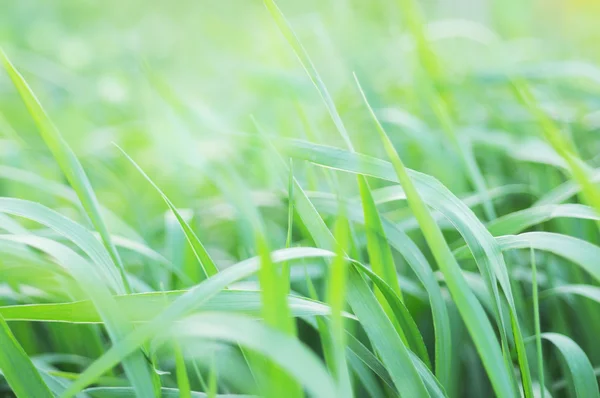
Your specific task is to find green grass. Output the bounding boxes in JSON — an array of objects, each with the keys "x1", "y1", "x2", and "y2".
[{"x1": 1, "y1": 0, "x2": 600, "y2": 396}]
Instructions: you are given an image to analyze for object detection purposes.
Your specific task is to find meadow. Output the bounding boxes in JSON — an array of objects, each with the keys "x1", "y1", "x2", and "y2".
[{"x1": 1, "y1": 0, "x2": 600, "y2": 397}]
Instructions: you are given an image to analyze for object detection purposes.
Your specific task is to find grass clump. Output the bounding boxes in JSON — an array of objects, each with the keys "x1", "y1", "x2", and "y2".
[{"x1": 1, "y1": 0, "x2": 600, "y2": 397}]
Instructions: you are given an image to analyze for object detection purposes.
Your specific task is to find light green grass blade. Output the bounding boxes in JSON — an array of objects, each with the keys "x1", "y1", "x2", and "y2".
[
  {"x1": 358, "y1": 176, "x2": 403, "y2": 299},
  {"x1": 326, "y1": 216, "x2": 353, "y2": 397},
  {"x1": 174, "y1": 344, "x2": 192, "y2": 398},
  {"x1": 279, "y1": 135, "x2": 531, "y2": 395},
  {"x1": 351, "y1": 260, "x2": 431, "y2": 369},
  {"x1": 285, "y1": 172, "x2": 432, "y2": 396},
  {"x1": 307, "y1": 192, "x2": 450, "y2": 384},
  {"x1": 487, "y1": 204, "x2": 600, "y2": 236},
  {"x1": 354, "y1": 76, "x2": 517, "y2": 397},
  {"x1": 544, "y1": 284, "x2": 600, "y2": 304},
  {"x1": 255, "y1": 233, "x2": 301, "y2": 398},
  {"x1": 1, "y1": 50, "x2": 131, "y2": 293},
  {"x1": 513, "y1": 81, "x2": 600, "y2": 217},
  {"x1": 60, "y1": 247, "x2": 335, "y2": 397},
  {"x1": 540, "y1": 333, "x2": 600, "y2": 398},
  {"x1": 346, "y1": 266, "x2": 430, "y2": 397},
  {"x1": 0, "y1": 235, "x2": 156, "y2": 398},
  {"x1": 83, "y1": 386, "x2": 251, "y2": 397},
  {"x1": 263, "y1": 0, "x2": 354, "y2": 150},
  {"x1": 0, "y1": 289, "x2": 348, "y2": 323},
  {"x1": 455, "y1": 232, "x2": 600, "y2": 283},
  {"x1": 171, "y1": 313, "x2": 337, "y2": 398},
  {"x1": 0, "y1": 198, "x2": 122, "y2": 291},
  {"x1": 0, "y1": 314, "x2": 53, "y2": 398},
  {"x1": 531, "y1": 249, "x2": 544, "y2": 398},
  {"x1": 116, "y1": 145, "x2": 219, "y2": 279}
]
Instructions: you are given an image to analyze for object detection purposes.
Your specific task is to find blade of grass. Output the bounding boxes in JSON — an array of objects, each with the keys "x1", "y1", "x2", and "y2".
[
  {"x1": 1, "y1": 49, "x2": 131, "y2": 293},
  {"x1": 0, "y1": 314, "x2": 53, "y2": 398},
  {"x1": 512, "y1": 81, "x2": 600, "y2": 217},
  {"x1": 354, "y1": 75, "x2": 517, "y2": 397},
  {"x1": 60, "y1": 247, "x2": 336, "y2": 397},
  {"x1": 0, "y1": 235, "x2": 156, "y2": 397},
  {"x1": 115, "y1": 145, "x2": 219, "y2": 279},
  {"x1": 326, "y1": 215, "x2": 353, "y2": 397},
  {"x1": 540, "y1": 333, "x2": 600, "y2": 398},
  {"x1": 531, "y1": 248, "x2": 544, "y2": 398},
  {"x1": 169, "y1": 313, "x2": 337, "y2": 398},
  {"x1": 174, "y1": 344, "x2": 192, "y2": 398},
  {"x1": 487, "y1": 204, "x2": 600, "y2": 236}
]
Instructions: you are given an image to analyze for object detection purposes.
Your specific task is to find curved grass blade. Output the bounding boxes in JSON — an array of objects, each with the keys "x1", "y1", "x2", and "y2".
[
  {"x1": 115, "y1": 145, "x2": 219, "y2": 279},
  {"x1": 455, "y1": 232, "x2": 600, "y2": 283},
  {"x1": 0, "y1": 165, "x2": 143, "y2": 242},
  {"x1": 346, "y1": 266, "x2": 430, "y2": 397},
  {"x1": 83, "y1": 386, "x2": 253, "y2": 397},
  {"x1": 1, "y1": 50, "x2": 131, "y2": 293},
  {"x1": 60, "y1": 247, "x2": 336, "y2": 397},
  {"x1": 0, "y1": 314, "x2": 53, "y2": 398},
  {"x1": 0, "y1": 235, "x2": 156, "y2": 397},
  {"x1": 354, "y1": 76, "x2": 518, "y2": 397},
  {"x1": 0, "y1": 198, "x2": 123, "y2": 292},
  {"x1": 351, "y1": 259, "x2": 431, "y2": 369},
  {"x1": 279, "y1": 135, "x2": 534, "y2": 395},
  {"x1": 170, "y1": 313, "x2": 337, "y2": 398},
  {"x1": 487, "y1": 204, "x2": 600, "y2": 236},
  {"x1": 535, "y1": 169, "x2": 600, "y2": 206},
  {"x1": 544, "y1": 284, "x2": 600, "y2": 304},
  {"x1": 0, "y1": 289, "x2": 350, "y2": 323},
  {"x1": 308, "y1": 192, "x2": 450, "y2": 384},
  {"x1": 540, "y1": 333, "x2": 600, "y2": 398},
  {"x1": 513, "y1": 81, "x2": 600, "y2": 218}
]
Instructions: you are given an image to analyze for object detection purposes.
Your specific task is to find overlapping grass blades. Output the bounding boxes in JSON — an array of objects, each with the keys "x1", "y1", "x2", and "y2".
[
  {"x1": 0, "y1": 314, "x2": 52, "y2": 397},
  {"x1": 0, "y1": 50, "x2": 131, "y2": 293}
]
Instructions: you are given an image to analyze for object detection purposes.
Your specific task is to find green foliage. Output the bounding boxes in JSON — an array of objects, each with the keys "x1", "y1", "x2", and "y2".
[{"x1": 1, "y1": 0, "x2": 600, "y2": 397}]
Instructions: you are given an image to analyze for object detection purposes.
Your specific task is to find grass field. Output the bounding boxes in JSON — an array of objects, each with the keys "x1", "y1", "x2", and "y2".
[{"x1": 2, "y1": 0, "x2": 600, "y2": 397}]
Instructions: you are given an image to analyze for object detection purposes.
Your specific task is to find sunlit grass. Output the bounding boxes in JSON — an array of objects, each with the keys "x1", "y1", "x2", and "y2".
[{"x1": 1, "y1": 0, "x2": 600, "y2": 397}]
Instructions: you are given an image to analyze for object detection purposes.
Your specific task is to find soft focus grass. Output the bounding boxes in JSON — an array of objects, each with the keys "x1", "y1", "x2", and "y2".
[{"x1": 1, "y1": 0, "x2": 600, "y2": 397}]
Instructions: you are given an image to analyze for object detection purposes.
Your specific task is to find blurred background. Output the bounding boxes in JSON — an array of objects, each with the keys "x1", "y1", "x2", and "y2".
[{"x1": 1, "y1": 0, "x2": 600, "y2": 276}]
